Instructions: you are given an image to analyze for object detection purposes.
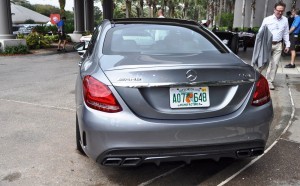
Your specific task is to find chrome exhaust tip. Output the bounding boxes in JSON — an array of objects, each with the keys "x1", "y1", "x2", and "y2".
[
  {"x1": 122, "y1": 157, "x2": 141, "y2": 166},
  {"x1": 102, "y1": 158, "x2": 122, "y2": 166},
  {"x1": 236, "y1": 149, "x2": 251, "y2": 158}
]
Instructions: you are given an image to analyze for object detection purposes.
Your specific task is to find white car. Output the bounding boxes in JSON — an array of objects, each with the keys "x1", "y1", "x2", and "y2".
[
  {"x1": 80, "y1": 35, "x2": 92, "y2": 48},
  {"x1": 74, "y1": 35, "x2": 92, "y2": 57}
]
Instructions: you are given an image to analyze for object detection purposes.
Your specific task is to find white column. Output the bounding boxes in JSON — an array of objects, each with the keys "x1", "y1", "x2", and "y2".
[
  {"x1": 233, "y1": 0, "x2": 243, "y2": 28},
  {"x1": 84, "y1": 0, "x2": 94, "y2": 33},
  {"x1": 264, "y1": 0, "x2": 269, "y2": 18},
  {"x1": 241, "y1": 0, "x2": 246, "y2": 30},
  {"x1": 73, "y1": 0, "x2": 85, "y2": 34},
  {"x1": 0, "y1": 0, "x2": 15, "y2": 39}
]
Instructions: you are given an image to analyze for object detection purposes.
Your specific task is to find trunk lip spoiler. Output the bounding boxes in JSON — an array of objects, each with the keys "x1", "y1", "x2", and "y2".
[{"x1": 112, "y1": 79, "x2": 255, "y2": 88}]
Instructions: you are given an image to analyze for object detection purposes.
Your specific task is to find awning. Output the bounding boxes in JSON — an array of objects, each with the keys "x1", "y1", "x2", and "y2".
[{"x1": 11, "y1": 3, "x2": 50, "y2": 24}]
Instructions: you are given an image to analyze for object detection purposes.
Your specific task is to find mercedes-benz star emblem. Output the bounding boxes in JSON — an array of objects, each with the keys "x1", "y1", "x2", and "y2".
[{"x1": 186, "y1": 70, "x2": 197, "y2": 81}]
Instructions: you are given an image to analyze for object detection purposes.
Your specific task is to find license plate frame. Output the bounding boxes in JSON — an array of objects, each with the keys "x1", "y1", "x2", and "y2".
[{"x1": 169, "y1": 87, "x2": 210, "y2": 108}]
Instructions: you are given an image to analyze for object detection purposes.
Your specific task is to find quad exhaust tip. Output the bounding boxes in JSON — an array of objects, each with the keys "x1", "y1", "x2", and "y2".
[
  {"x1": 102, "y1": 158, "x2": 123, "y2": 166},
  {"x1": 236, "y1": 148, "x2": 264, "y2": 158},
  {"x1": 102, "y1": 157, "x2": 142, "y2": 166}
]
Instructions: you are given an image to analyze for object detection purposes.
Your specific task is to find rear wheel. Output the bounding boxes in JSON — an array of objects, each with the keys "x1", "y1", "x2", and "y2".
[{"x1": 76, "y1": 115, "x2": 86, "y2": 155}]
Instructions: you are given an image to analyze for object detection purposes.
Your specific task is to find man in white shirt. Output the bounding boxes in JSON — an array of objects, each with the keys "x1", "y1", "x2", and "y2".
[{"x1": 259, "y1": 2, "x2": 290, "y2": 90}]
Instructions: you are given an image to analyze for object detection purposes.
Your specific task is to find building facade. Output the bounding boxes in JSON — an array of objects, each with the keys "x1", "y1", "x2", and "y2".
[{"x1": 233, "y1": 0, "x2": 299, "y2": 29}]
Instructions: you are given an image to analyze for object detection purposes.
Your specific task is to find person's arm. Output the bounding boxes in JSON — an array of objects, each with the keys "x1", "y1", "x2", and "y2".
[
  {"x1": 289, "y1": 27, "x2": 295, "y2": 34},
  {"x1": 290, "y1": 17, "x2": 300, "y2": 34},
  {"x1": 289, "y1": 18, "x2": 297, "y2": 34}
]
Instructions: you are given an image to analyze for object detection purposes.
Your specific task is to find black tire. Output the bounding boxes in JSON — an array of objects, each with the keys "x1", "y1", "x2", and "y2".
[
  {"x1": 76, "y1": 115, "x2": 86, "y2": 155},
  {"x1": 231, "y1": 34, "x2": 239, "y2": 54}
]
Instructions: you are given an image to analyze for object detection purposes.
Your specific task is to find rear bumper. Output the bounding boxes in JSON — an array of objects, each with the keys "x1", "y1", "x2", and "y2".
[
  {"x1": 97, "y1": 141, "x2": 265, "y2": 166},
  {"x1": 77, "y1": 101, "x2": 273, "y2": 166}
]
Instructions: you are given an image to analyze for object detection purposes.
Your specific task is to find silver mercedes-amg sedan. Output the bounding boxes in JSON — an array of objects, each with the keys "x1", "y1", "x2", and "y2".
[{"x1": 75, "y1": 18, "x2": 273, "y2": 167}]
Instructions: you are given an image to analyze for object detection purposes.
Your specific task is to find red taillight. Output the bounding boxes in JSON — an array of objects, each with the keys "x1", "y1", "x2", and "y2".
[
  {"x1": 252, "y1": 75, "x2": 271, "y2": 106},
  {"x1": 83, "y1": 75, "x2": 122, "y2": 112}
]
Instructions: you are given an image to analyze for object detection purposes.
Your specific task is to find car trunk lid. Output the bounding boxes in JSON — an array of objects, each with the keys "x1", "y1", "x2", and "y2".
[{"x1": 101, "y1": 53, "x2": 256, "y2": 119}]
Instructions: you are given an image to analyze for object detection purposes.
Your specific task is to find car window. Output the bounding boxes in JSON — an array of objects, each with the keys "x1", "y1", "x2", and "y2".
[
  {"x1": 87, "y1": 26, "x2": 101, "y2": 55},
  {"x1": 103, "y1": 24, "x2": 219, "y2": 55}
]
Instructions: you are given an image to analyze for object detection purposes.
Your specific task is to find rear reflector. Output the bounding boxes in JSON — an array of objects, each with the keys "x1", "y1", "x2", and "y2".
[
  {"x1": 252, "y1": 75, "x2": 270, "y2": 106},
  {"x1": 83, "y1": 75, "x2": 122, "y2": 112}
]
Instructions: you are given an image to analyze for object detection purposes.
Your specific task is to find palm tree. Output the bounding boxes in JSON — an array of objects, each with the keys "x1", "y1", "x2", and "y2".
[
  {"x1": 218, "y1": 0, "x2": 223, "y2": 26},
  {"x1": 168, "y1": 0, "x2": 181, "y2": 18},
  {"x1": 207, "y1": 0, "x2": 214, "y2": 26},
  {"x1": 190, "y1": 0, "x2": 201, "y2": 21},
  {"x1": 250, "y1": 0, "x2": 256, "y2": 28},
  {"x1": 182, "y1": 0, "x2": 190, "y2": 19},
  {"x1": 138, "y1": 0, "x2": 144, "y2": 17},
  {"x1": 125, "y1": 0, "x2": 132, "y2": 18},
  {"x1": 146, "y1": 0, "x2": 153, "y2": 17},
  {"x1": 292, "y1": 0, "x2": 297, "y2": 10},
  {"x1": 58, "y1": 0, "x2": 65, "y2": 15},
  {"x1": 153, "y1": 0, "x2": 158, "y2": 17},
  {"x1": 161, "y1": 0, "x2": 168, "y2": 13}
]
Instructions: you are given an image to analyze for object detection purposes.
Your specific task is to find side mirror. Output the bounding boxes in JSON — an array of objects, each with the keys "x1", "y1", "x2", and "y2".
[{"x1": 73, "y1": 42, "x2": 86, "y2": 57}]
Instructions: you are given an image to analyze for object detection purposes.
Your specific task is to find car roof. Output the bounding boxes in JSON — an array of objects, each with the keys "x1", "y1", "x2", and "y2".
[{"x1": 111, "y1": 18, "x2": 202, "y2": 27}]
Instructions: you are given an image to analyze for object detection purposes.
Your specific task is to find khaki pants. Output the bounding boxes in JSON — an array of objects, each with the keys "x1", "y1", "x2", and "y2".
[{"x1": 266, "y1": 42, "x2": 283, "y2": 83}]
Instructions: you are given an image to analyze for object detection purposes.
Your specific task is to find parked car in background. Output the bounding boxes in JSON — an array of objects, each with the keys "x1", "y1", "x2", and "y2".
[
  {"x1": 212, "y1": 30, "x2": 256, "y2": 54},
  {"x1": 12, "y1": 25, "x2": 36, "y2": 35},
  {"x1": 80, "y1": 35, "x2": 92, "y2": 48},
  {"x1": 75, "y1": 18, "x2": 273, "y2": 167},
  {"x1": 12, "y1": 25, "x2": 23, "y2": 35},
  {"x1": 213, "y1": 30, "x2": 239, "y2": 54},
  {"x1": 238, "y1": 31, "x2": 256, "y2": 51},
  {"x1": 73, "y1": 35, "x2": 92, "y2": 57}
]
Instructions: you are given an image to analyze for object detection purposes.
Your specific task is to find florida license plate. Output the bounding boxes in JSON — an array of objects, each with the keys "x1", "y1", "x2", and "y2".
[{"x1": 170, "y1": 87, "x2": 210, "y2": 108}]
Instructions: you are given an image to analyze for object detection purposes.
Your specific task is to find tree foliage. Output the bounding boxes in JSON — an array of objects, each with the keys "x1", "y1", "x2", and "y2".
[
  {"x1": 24, "y1": 19, "x2": 35, "y2": 24},
  {"x1": 12, "y1": 0, "x2": 236, "y2": 30},
  {"x1": 106, "y1": 0, "x2": 235, "y2": 27}
]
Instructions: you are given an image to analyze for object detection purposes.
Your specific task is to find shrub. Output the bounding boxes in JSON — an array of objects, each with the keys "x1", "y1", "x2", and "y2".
[
  {"x1": 1, "y1": 45, "x2": 29, "y2": 54},
  {"x1": 16, "y1": 34, "x2": 26, "y2": 39},
  {"x1": 217, "y1": 13, "x2": 234, "y2": 28},
  {"x1": 44, "y1": 35, "x2": 58, "y2": 42},
  {"x1": 24, "y1": 19, "x2": 35, "y2": 24},
  {"x1": 48, "y1": 25, "x2": 58, "y2": 35},
  {"x1": 34, "y1": 25, "x2": 57, "y2": 35},
  {"x1": 64, "y1": 22, "x2": 74, "y2": 34},
  {"x1": 25, "y1": 32, "x2": 51, "y2": 49},
  {"x1": 34, "y1": 25, "x2": 46, "y2": 34}
]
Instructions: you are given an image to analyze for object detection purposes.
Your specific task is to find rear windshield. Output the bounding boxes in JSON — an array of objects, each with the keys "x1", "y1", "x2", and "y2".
[{"x1": 103, "y1": 24, "x2": 220, "y2": 55}]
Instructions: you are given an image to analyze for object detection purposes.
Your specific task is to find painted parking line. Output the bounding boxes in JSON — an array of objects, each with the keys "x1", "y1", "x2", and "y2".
[
  {"x1": 217, "y1": 85, "x2": 295, "y2": 186},
  {"x1": 0, "y1": 98, "x2": 75, "y2": 112},
  {"x1": 138, "y1": 164, "x2": 185, "y2": 186}
]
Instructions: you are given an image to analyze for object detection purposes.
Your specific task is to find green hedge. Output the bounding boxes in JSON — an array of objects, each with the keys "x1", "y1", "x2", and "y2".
[
  {"x1": 25, "y1": 32, "x2": 51, "y2": 49},
  {"x1": 0, "y1": 44, "x2": 29, "y2": 54}
]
